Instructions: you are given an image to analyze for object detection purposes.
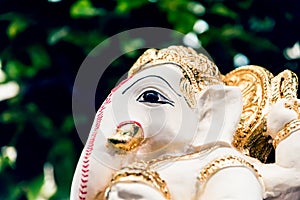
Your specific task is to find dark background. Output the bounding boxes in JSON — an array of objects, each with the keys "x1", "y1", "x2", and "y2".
[{"x1": 0, "y1": 0, "x2": 299, "y2": 199}]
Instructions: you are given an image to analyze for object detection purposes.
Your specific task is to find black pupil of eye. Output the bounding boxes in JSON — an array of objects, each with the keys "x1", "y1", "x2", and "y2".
[{"x1": 143, "y1": 91, "x2": 159, "y2": 103}]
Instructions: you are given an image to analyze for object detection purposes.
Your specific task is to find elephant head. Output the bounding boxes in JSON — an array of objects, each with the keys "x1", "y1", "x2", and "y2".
[{"x1": 71, "y1": 46, "x2": 244, "y2": 199}]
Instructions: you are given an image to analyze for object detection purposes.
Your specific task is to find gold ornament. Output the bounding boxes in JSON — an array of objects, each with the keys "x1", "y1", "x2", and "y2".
[
  {"x1": 284, "y1": 99, "x2": 300, "y2": 118},
  {"x1": 271, "y1": 70, "x2": 298, "y2": 103},
  {"x1": 104, "y1": 162, "x2": 171, "y2": 200},
  {"x1": 128, "y1": 46, "x2": 223, "y2": 108},
  {"x1": 223, "y1": 66, "x2": 298, "y2": 162},
  {"x1": 107, "y1": 122, "x2": 144, "y2": 152},
  {"x1": 223, "y1": 65, "x2": 273, "y2": 162},
  {"x1": 197, "y1": 155, "x2": 262, "y2": 188},
  {"x1": 273, "y1": 119, "x2": 300, "y2": 148}
]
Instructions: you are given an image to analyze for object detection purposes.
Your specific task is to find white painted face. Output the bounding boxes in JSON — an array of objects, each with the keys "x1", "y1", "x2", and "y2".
[
  {"x1": 71, "y1": 51, "x2": 244, "y2": 200},
  {"x1": 92, "y1": 64, "x2": 198, "y2": 165}
]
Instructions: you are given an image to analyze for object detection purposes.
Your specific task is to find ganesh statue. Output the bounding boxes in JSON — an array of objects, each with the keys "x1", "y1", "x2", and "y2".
[{"x1": 71, "y1": 46, "x2": 300, "y2": 200}]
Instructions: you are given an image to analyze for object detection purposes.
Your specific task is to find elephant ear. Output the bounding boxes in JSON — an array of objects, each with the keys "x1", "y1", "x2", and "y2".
[
  {"x1": 223, "y1": 65, "x2": 298, "y2": 163},
  {"x1": 192, "y1": 84, "x2": 243, "y2": 148}
]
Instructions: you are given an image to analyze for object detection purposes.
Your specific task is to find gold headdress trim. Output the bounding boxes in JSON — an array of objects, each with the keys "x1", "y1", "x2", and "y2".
[{"x1": 128, "y1": 46, "x2": 223, "y2": 93}]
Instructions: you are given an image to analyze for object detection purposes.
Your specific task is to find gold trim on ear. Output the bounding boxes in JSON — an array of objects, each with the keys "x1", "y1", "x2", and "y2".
[
  {"x1": 223, "y1": 65, "x2": 298, "y2": 162},
  {"x1": 271, "y1": 70, "x2": 298, "y2": 103}
]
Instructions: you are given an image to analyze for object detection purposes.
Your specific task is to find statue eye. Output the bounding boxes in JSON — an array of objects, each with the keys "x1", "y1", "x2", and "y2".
[{"x1": 137, "y1": 90, "x2": 174, "y2": 106}]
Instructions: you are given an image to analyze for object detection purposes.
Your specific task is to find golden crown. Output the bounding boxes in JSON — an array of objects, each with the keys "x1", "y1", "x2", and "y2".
[{"x1": 128, "y1": 46, "x2": 223, "y2": 92}]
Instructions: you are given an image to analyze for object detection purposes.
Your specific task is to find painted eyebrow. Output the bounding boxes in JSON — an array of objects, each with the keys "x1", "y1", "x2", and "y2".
[{"x1": 122, "y1": 75, "x2": 182, "y2": 97}]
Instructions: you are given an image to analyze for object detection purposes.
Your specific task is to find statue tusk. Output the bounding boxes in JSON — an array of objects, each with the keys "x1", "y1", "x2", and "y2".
[{"x1": 107, "y1": 121, "x2": 144, "y2": 151}]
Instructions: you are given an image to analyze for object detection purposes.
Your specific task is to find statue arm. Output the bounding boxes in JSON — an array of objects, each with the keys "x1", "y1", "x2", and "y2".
[
  {"x1": 267, "y1": 98, "x2": 300, "y2": 168},
  {"x1": 275, "y1": 125, "x2": 300, "y2": 168},
  {"x1": 199, "y1": 167, "x2": 263, "y2": 200},
  {"x1": 262, "y1": 98, "x2": 300, "y2": 199}
]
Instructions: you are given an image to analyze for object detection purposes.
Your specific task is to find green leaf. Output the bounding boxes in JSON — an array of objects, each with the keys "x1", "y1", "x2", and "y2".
[
  {"x1": 115, "y1": 0, "x2": 149, "y2": 14},
  {"x1": 0, "y1": 156, "x2": 7, "y2": 173},
  {"x1": 27, "y1": 45, "x2": 51, "y2": 69},
  {"x1": 249, "y1": 16, "x2": 275, "y2": 32},
  {"x1": 6, "y1": 184, "x2": 23, "y2": 200},
  {"x1": 6, "y1": 60, "x2": 23, "y2": 80},
  {"x1": 221, "y1": 24, "x2": 244, "y2": 38},
  {"x1": 6, "y1": 45, "x2": 50, "y2": 79},
  {"x1": 70, "y1": 0, "x2": 105, "y2": 18},
  {"x1": 63, "y1": 30, "x2": 104, "y2": 54},
  {"x1": 187, "y1": 1, "x2": 206, "y2": 16},
  {"x1": 210, "y1": 3, "x2": 238, "y2": 20},
  {"x1": 0, "y1": 107, "x2": 25, "y2": 126},
  {"x1": 158, "y1": 0, "x2": 196, "y2": 33},
  {"x1": 237, "y1": 0, "x2": 254, "y2": 10},
  {"x1": 48, "y1": 140, "x2": 76, "y2": 198},
  {"x1": 172, "y1": 12, "x2": 197, "y2": 33},
  {"x1": 60, "y1": 115, "x2": 75, "y2": 134},
  {"x1": 48, "y1": 27, "x2": 70, "y2": 45},
  {"x1": 7, "y1": 17, "x2": 29, "y2": 39},
  {"x1": 6, "y1": 60, "x2": 33, "y2": 79},
  {"x1": 220, "y1": 25, "x2": 279, "y2": 51},
  {"x1": 0, "y1": 61, "x2": 6, "y2": 83},
  {"x1": 23, "y1": 175, "x2": 44, "y2": 200},
  {"x1": 26, "y1": 103, "x2": 56, "y2": 138}
]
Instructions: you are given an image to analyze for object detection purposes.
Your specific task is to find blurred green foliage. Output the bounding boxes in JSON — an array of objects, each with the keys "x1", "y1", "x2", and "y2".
[{"x1": 0, "y1": 0, "x2": 299, "y2": 199}]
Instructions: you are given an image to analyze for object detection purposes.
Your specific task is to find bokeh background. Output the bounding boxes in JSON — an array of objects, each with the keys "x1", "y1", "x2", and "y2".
[{"x1": 0, "y1": 0, "x2": 299, "y2": 199}]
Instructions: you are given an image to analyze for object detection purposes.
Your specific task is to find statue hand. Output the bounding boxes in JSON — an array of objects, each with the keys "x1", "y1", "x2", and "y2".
[
  {"x1": 267, "y1": 98, "x2": 299, "y2": 139},
  {"x1": 261, "y1": 104, "x2": 300, "y2": 199}
]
